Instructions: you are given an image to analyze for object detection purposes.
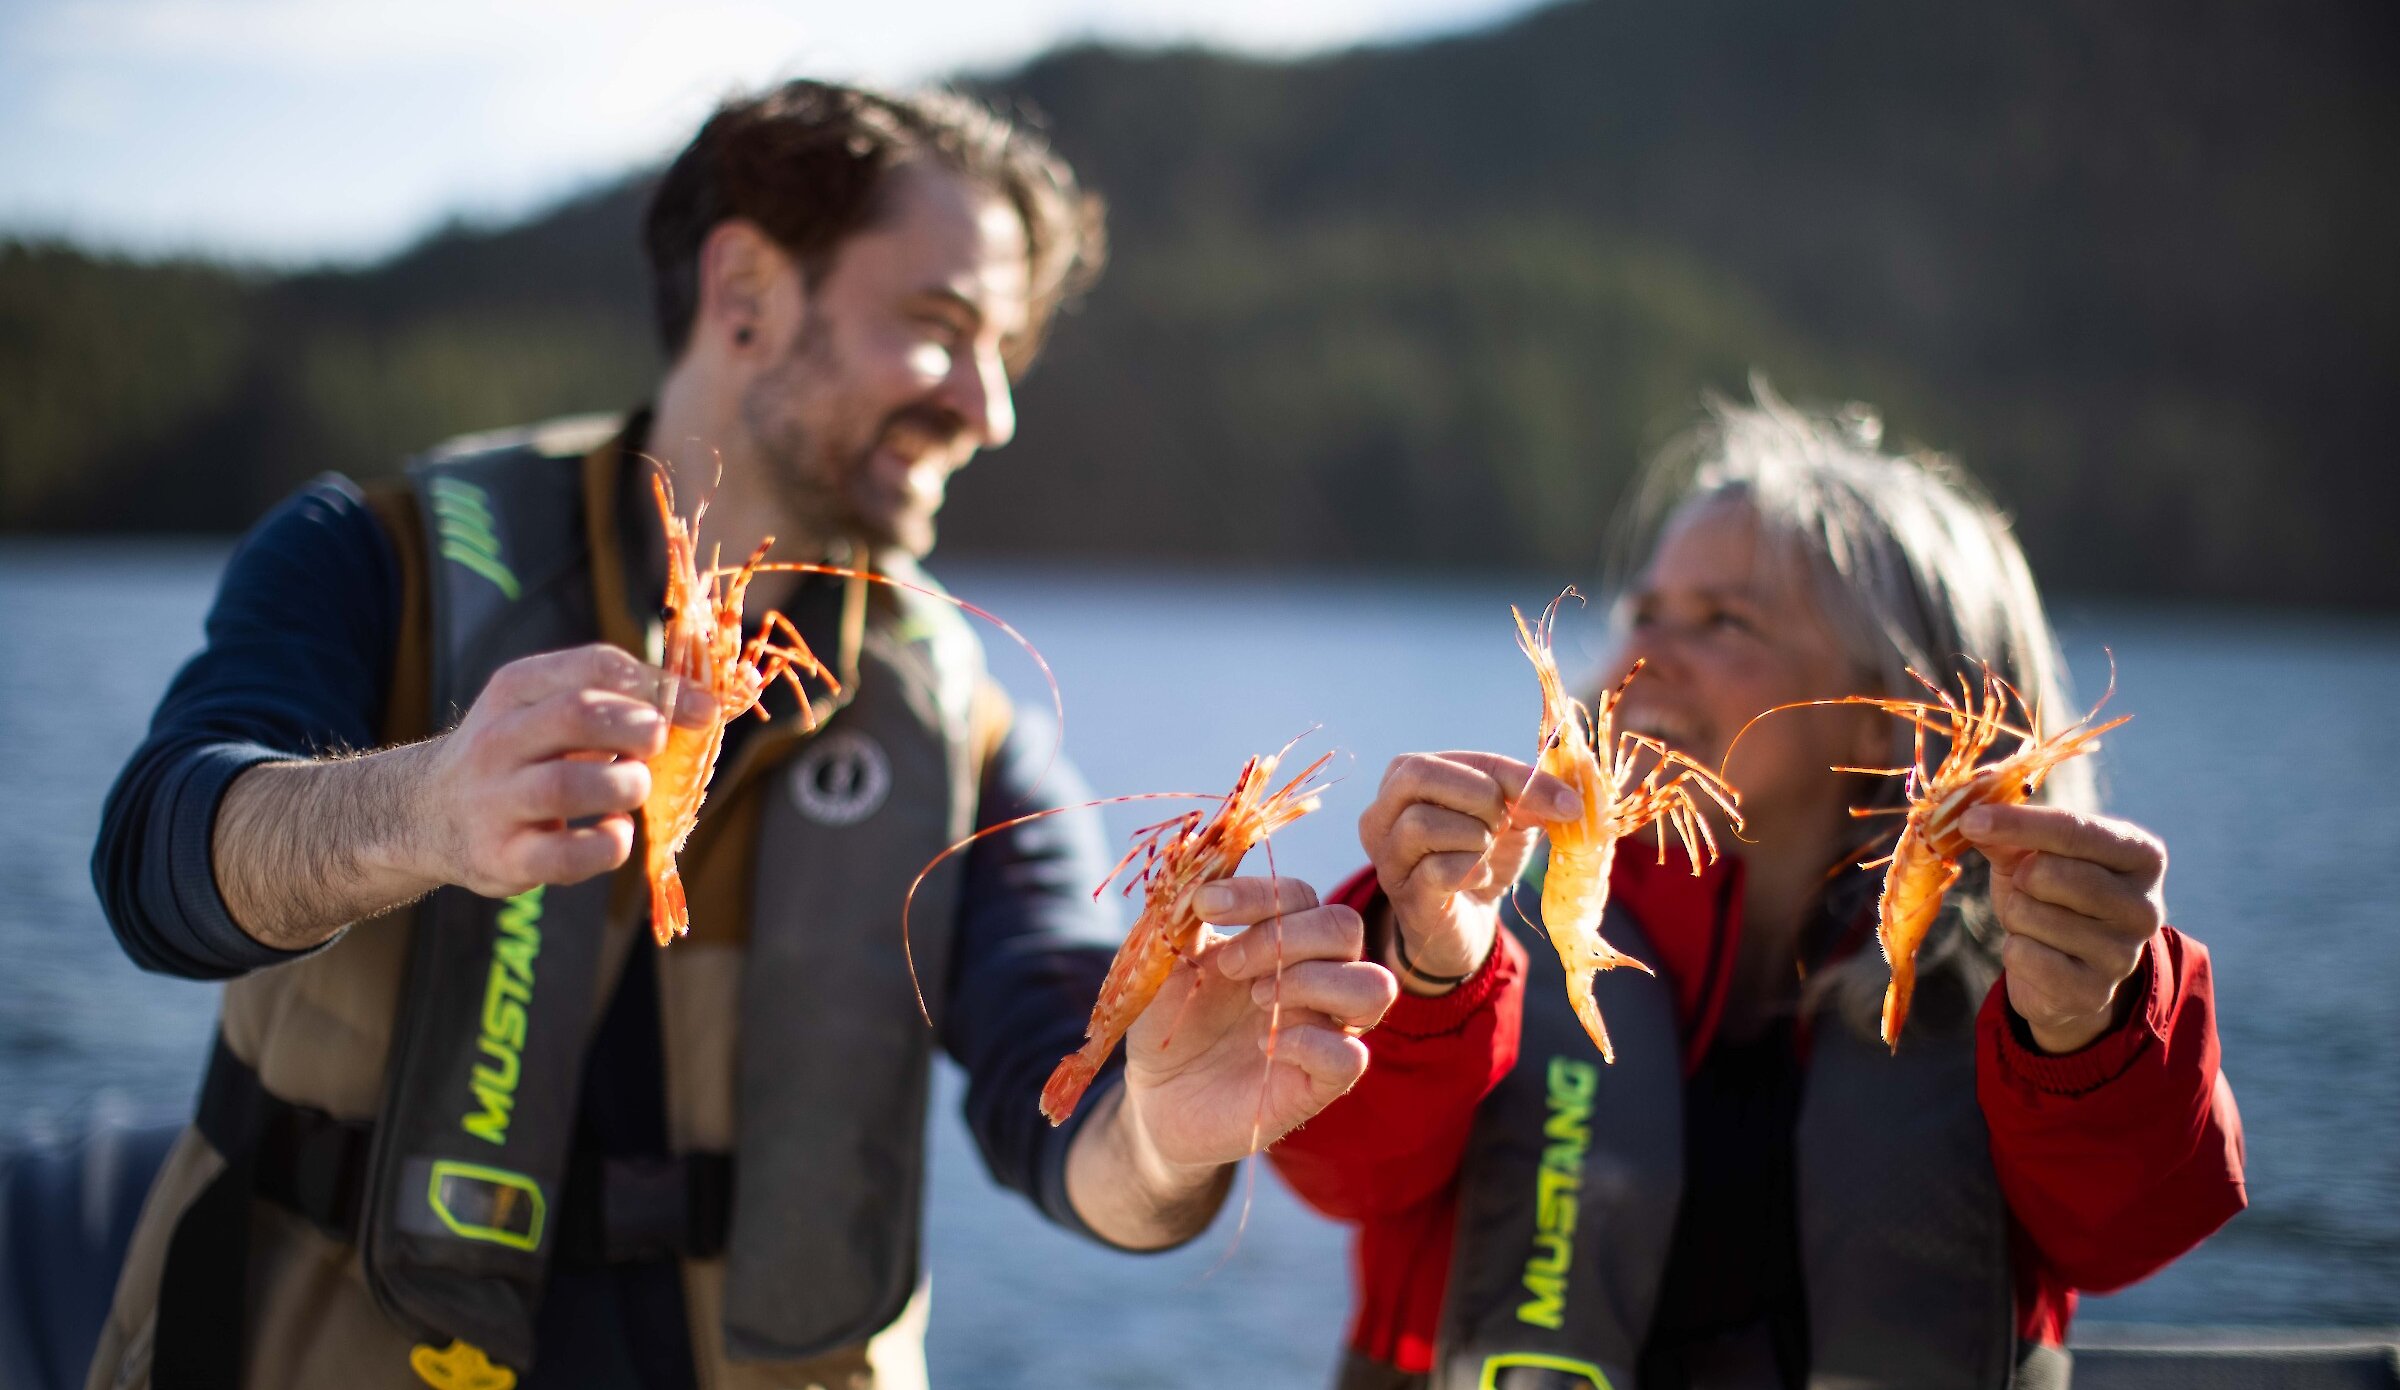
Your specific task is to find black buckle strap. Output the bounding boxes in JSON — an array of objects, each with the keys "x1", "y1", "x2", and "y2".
[
  {"x1": 163, "y1": 1035, "x2": 374, "y2": 1387},
  {"x1": 189, "y1": 1036, "x2": 731, "y2": 1260},
  {"x1": 156, "y1": 1038, "x2": 262, "y2": 1390},
  {"x1": 190, "y1": 1037, "x2": 372, "y2": 1241}
]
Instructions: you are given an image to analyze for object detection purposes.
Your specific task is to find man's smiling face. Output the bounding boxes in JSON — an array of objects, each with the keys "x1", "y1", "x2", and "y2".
[{"x1": 740, "y1": 162, "x2": 1030, "y2": 556}]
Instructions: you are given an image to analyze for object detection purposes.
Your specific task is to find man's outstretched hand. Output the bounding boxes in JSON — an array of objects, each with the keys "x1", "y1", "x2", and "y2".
[{"x1": 1065, "y1": 874, "x2": 1395, "y2": 1248}]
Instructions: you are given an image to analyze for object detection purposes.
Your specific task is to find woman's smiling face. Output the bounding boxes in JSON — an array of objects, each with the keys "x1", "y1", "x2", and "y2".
[{"x1": 1605, "y1": 495, "x2": 1887, "y2": 844}]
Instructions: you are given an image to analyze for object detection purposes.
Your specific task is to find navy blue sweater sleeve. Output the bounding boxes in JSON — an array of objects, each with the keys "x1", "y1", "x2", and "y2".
[
  {"x1": 939, "y1": 715, "x2": 1141, "y2": 1243},
  {"x1": 91, "y1": 477, "x2": 400, "y2": 979}
]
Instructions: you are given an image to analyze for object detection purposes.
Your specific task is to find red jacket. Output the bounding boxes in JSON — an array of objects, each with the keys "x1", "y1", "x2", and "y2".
[{"x1": 1269, "y1": 852, "x2": 2247, "y2": 1375}]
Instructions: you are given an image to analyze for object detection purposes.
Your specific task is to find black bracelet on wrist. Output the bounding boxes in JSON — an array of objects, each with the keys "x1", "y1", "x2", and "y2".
[{"x1": 1391, "y1": 924, "x2": 1475, "y2": 988}]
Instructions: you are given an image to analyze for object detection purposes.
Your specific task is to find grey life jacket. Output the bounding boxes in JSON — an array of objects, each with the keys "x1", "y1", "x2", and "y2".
[
  {"x1": 1427, "y1": 883, "x2": 2065, "y2": 1390},
  {"x1": 158, "y1": 422, "x2": 983, "y2": 1385}
]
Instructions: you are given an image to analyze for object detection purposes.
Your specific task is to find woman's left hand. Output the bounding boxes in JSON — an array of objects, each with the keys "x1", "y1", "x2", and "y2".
[{"x1": 1958, "y1": 803, "x2": 2168, "y2": 1055}]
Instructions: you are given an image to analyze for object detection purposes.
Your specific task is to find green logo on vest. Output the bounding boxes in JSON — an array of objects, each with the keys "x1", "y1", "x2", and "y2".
[
  {"x1": 1478, "y1": 1352, "x2": 1611, "y2": 1389},
  {"x1": 429, "y1": 476, "x2": 522, "y2": 601},
  {"x1": 463, "y1": 886, "x2": 543, "y2": 1145},
  {"x1": 426, "y1": 1159, "x2": 546, "y2": 1251},
  {"x1": 1517, "y1": 1054, "x2": 1597, "y2": 1330}
]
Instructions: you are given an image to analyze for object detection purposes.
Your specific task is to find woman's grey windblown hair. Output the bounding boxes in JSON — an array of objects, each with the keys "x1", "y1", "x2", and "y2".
[{"x1": 1609, "y1": 378, "x2": 2098, "y2": 1038}]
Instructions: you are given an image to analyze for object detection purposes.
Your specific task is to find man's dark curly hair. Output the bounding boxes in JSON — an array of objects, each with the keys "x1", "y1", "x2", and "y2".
[{"x1": 644, "y1": 80, "x2": 1107, "y2": 372}]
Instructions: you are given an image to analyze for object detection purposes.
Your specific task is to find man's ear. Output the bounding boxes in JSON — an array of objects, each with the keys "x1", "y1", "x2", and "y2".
[{"x1": 695, "y1": 219, "x2": 805, "y2": 356}]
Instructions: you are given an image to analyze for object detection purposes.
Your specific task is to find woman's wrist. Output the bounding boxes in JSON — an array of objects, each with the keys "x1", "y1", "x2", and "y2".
[
  {"x1": 2024, "y1": 986, "x2": 2139, "y2": 1056},
  {"x1": 1374, "y1": 897, "x2": 1494, "y2": 997}
]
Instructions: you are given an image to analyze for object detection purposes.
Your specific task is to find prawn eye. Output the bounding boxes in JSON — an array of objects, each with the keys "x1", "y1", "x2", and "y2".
[{"x1": 662, "y1": 604, "x2": 678, "y2": 622}]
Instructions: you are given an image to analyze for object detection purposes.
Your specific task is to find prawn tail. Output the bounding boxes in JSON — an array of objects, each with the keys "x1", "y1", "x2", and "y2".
[
  {"x1": 1567, "y1": 973, "x2": 1618, "y2": 1065},
  {"x1": 1039, "y1": 1050, "x2": 1103, "y2": 1127},
  {"x1": 1880, "y1": 958, "x2": 1917, "y2": 1054},
  {"x1": 649, "y1": 865, "x2": 689, "y2": 948}
]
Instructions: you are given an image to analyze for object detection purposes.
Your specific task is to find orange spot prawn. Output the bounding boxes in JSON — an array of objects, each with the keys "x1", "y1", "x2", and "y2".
[
  {"x1": 1508, "y1": 589, "x2": 1743, "y2": 1062},
  {"x1": 1725, "y1": 657, "x2": 2129, "y2": 1050},
  {"x1": 637, "y1": 462, "x2": 1064, "y2": 946},
  {"x1": 900, "y1": 737, "x2": 1336, "y2": 1125}
]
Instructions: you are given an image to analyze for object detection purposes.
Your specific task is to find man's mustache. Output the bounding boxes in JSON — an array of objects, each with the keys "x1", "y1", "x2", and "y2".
[{"x1": 876, "y1": 405, "x2": 973, "y2": 455}]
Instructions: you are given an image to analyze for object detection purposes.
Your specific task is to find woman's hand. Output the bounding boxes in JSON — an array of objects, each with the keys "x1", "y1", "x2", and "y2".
[
  {"x1": 1959, "y1": 803, "x2": 2168, "y2": 1054},
  {"x1": 1357, "y1": 752, "x2": 1580, "y2": 995}
]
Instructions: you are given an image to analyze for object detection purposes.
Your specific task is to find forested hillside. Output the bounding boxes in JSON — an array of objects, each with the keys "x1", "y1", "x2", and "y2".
[{"x1": 4, "y1": 0, "x2": 2394, "y2": 605}]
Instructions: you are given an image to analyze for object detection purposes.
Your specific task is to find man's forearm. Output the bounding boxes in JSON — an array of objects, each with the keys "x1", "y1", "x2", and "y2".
[
  {"x1": 212, "y1": 742, "x2": 444, "y2": 950},
  {"x1": 1063, "y1": 1083, "x2": 1234, "y2": 1250}
]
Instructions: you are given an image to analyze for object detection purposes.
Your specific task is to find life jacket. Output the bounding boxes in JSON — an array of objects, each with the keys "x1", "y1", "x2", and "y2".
[
  {"x1": 112, "y1": 416, "x2": 991, "y2": 1390},
  {"x1": 1418, "y1": 882, "x2": 2073, "y2": 1390}
]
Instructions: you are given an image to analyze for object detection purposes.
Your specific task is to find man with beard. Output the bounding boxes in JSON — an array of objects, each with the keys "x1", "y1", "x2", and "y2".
[{"x1": 88, "y1": 82, "x2": 1394, "y2": 1390}]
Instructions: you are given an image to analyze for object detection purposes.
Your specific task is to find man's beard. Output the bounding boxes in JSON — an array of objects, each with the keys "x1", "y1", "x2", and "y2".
[
  {"x1": 740, "y1": 316, "x2": 959, "y2": 558},
  {"x1": 740, "y1": 316, "x2": 857, "y2": 550}
]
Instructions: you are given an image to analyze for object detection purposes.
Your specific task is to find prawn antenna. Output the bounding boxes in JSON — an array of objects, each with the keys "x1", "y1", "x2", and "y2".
[
  {"x1": 1198, "y1": 832, "x2": 1290, "y2": 1285},
  {"x1": 749, "y1": 558, "x2": 1069, "y2": 808},
  {"x1": 1508, "y1": 879, "x2": 1544, "y2": 939},
  {"x1": 1828, "y1": 821, "x2": 1904, "y2": 882},
  {"x1": 900, "y1": 789, "x2": 1219, "y2": 1026}
]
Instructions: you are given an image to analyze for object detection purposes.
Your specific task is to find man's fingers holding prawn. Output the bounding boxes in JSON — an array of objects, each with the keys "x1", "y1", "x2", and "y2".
[
  {"x1": 497, "y1": 688, "x2": 672, "y2": 763},
  {"x1": 1191, "y1": 875, "x2": 1318, "y2": 929},
  {"x1": 1210, "y1": 900, "x2": 1363, "y2": 980},
  {"x1": 482, "y1": 644, "x2": 714, "y2": 726},
  {"x1": 486, "y1": 644, "x2": 653, "y2": 708},
  {"x1": 1263, "y1": 1022, "x2": 1371, "y2": 1097},
  {"x1": 508, "y1": 758, "x2": 651, "y2": 824},
  {"x1": 1247, "y1": 958, "x2": 1396, "y2": 1031},
  {"x1": 503, "y1": 818, "x2": 637, "y2": 889}
]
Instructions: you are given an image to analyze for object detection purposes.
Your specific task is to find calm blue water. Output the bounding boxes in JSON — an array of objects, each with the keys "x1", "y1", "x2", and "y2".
[{"x1": 1, "y1": 541, "x2": 2394, "y2": 1386}]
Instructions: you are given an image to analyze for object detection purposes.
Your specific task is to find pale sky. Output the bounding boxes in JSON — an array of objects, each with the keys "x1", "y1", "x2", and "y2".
[{"x1": 0, "y1": 0, "x2": 1541, "y2": 265}]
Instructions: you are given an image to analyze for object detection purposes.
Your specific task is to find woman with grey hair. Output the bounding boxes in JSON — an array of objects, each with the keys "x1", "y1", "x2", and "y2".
[{"x1": 1270, "y1": 386, "x2": 2245, "y2": 1390}]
